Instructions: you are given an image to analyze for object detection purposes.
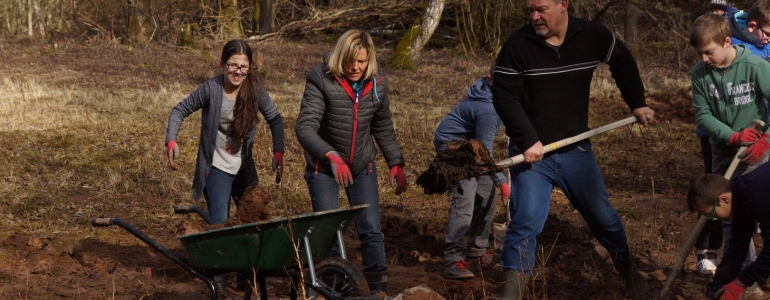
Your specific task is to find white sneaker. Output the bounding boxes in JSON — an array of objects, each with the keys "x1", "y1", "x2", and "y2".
[{"x1": 696, "y1": 250, "x2": 717, "y2": 276}]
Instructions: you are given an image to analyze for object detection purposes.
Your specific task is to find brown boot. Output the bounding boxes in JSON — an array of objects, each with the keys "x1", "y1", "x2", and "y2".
[
  {"x1": 501, "y1": 269, "x2": 530, "y2": 300},
  {"x1": 613, "y1": 257, "x2": 649, "y2": 299}
]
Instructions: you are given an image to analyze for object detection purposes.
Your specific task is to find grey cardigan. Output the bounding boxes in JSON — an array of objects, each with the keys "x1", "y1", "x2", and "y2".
[
  {"x1": 166, "y1": 75, "x2": 284, "y2": 202},
  {"x1": 295, "y1": 63, "x2": 404, "y2": 176}
]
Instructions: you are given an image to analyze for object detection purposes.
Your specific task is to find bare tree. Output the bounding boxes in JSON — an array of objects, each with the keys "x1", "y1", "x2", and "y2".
[
  {"x1": 624, "y1": 1, "x2": 638, "y2": 56},
  {"x1": 128, "y1": 0, "x2": 153, "y2": 44},
  {"x1": 391, "y1": 0, "x2": 444, "y2": 70},
  {"x1": 259, "y1": 0, "x2": 273, "y2": 33},
  {"x1": 221, "y1": 0, "x2": 242, "y2": 39}
]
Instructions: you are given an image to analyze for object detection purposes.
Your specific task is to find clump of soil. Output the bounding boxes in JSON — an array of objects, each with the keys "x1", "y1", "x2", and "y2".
[
  {"x1": 175, "y1": 183, "x2": 272, "y2": 234},
  {"x1": 415, "y1": 139, "x2": 499, "y2": 194},
  {"x1": 236, "y1": 183, "x2": 271, "y2": 224}
]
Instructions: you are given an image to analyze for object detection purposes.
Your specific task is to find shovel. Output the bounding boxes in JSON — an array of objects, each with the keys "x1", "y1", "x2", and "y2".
[{"x1": 492, "y1": 115, "x2": 646, "y2": 250}]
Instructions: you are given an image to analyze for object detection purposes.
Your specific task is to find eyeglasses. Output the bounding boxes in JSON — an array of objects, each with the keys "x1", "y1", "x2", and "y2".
[
  {"x1": 707, "y1": 199, "x2": 719, "y2": 221},
  {"x1": 758, "y1": 25, "x2": 770, "y2": 38},
  {"x1": 226, "y1": 63, "x2": 250, "y2": 73}
]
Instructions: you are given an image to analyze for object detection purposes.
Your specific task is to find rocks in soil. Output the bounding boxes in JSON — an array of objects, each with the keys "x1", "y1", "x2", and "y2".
[{"x1": 416, "y1": 139, "x2": 499, "y2": 194}]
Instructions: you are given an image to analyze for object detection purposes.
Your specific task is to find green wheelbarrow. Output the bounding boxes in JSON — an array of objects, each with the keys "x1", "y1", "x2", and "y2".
[{"x1": 91, "y1": 204, "x2": 379, "y2": 300}]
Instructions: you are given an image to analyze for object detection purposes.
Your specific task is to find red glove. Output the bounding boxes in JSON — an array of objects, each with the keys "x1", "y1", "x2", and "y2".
[
  {"x1": 326, "y1": 151, "x2": 353, "y2": 187},
  {"x1": 272, "y1": 151, "x2": 283, "y2": 183},
  {"x1": 389, "y1": 165, "x2": 407, "y2": 195},
  {"x1": 719, "y1": 279, "x2": 746, "y2": 300},
  {"x1": 729, "y1": 128, "x2": 762, "y2": 146},
  {"x1": 500, "y1": 183, "x2": 511, "y2": 202},
  {"x1": 740, "y1": 134, "x2": 770, "y2": 164},
  {"x1": 166, "y1": 140, "x2": 179, "y2": 170}
]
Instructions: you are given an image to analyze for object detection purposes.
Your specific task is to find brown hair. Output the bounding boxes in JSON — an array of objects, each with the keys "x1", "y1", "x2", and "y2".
[
  {"x1": 689, "y1": 13, "x2": 731, "y2": 48},
  {"x1": 326, "y1": 29, "x2": 378, "y2": 81},
  {"x1": 748, "y1": 0, "x2": 770, "y2": 28},
  {"x1": 221, "y1": 39, "x2": 260, "y2": 142},
  {"x1": 686, "y1": 174, "x2": 731, "y2": 212}
]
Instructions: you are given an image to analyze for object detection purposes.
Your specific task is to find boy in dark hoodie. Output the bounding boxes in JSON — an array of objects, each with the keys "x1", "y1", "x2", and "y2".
[
  {"x1": 687, "y1": 162, "x2": 770, "y2": 300},
  {"x1": 433, "y1": 66, "x2": 509, "y2": 279}
]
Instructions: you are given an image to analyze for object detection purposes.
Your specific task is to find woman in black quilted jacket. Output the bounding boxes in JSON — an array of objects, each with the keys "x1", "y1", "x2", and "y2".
[{"x1": 295, "y1": 29, "x2": 407, "y2": 294}]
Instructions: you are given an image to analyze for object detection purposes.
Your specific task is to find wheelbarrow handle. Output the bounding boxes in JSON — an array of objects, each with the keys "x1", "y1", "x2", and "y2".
[
  {"x1": 173, "y1": 205, "x2": 216, "y2": 225},
  {"x1": 91, "y1": 218, "x2": 114, "y2": 227},
  {"x1": 174, "y1": 205, "x2": 194, "y2": 214}
]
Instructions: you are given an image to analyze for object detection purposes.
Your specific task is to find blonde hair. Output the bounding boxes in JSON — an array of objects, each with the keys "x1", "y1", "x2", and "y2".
[
  {"x1": 689, "y1": 13, "x2": 731, "y2": 48},
  {"x1": 326, "y1": 29, "x2": 378, "y2": 81}
]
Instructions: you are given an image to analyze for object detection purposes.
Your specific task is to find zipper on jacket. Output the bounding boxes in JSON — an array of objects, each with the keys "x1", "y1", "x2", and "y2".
[{"x1": 349, "y1": 90, "x2": 361, "y2": 166}]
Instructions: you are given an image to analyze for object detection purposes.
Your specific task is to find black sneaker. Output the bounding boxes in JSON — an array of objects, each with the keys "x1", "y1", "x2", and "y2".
[{"x1": 212, "y1": 275, "x2": 227, "y2": 292}]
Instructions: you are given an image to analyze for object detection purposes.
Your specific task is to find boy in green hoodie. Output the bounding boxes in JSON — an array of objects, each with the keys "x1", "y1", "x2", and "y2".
[{"x1": 690, "y1": 13, "x2": 770, "y2": 285}]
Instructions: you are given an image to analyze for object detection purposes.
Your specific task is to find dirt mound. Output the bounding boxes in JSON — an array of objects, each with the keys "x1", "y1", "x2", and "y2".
[
  {"x1": 174, "y1": 183, "x2": 272, "y2": 234},
  {"x1": 236, "y1": 183, "x2": 271, "y2": 224},
  {"x1": 415, "y1": 139, "x2": 499, "y2": 194}
]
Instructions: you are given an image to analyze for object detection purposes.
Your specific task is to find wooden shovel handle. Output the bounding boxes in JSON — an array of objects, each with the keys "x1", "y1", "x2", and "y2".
[{"x1": 496, "y1": 116, "x2": 638, "y2": 169}]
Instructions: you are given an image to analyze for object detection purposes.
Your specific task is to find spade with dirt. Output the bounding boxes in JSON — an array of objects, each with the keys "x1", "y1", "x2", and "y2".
[
  {"x1": 416, "y1": 116, "x2": 642, "y2": 194},
  {"x1": 174, "y1": 182, "x2": 272, "y2": 233}
]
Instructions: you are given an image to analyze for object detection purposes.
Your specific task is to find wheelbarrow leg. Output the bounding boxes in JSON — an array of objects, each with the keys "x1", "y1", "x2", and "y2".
[
  {"x1": 258, "y1": 277, "x2": 268, "y2": 300},
  {"x1": 91, "y1": 218, "x2": 217, "y2": 300}
]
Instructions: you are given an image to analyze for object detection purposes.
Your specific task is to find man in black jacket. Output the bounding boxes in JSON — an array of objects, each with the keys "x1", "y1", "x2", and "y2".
[{"x1": 491, "y1": 0, "x2": 654, "y2": 298}]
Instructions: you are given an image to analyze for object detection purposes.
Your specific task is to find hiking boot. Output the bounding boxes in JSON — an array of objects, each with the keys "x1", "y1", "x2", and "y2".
[
  {"x1": 469, "y1": 253, "x2": 495, "y2": 265},
  {"x1": 613, "y1": 257, "x2": 650, "y2": 299},
  {"x1": 501, "y1": 269, "x2": 530, "y2": 300},
  {"x1": 696, "y1": 249, "x2": 717, "y2": 276},
  {"x1": 443, "y1": 260, "x2": 474, "y2": 279},
  {"x1": 364, "y1": 270, "x2": 388, "y2": 293}
]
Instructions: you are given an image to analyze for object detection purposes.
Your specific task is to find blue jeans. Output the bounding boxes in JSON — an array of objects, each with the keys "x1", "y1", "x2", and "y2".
[
  {"x1": 304, "y1": 161, "x2": 385, "y2": 272},
  {"x1": 203, "y1": 167, "x2": 235, "y2": 224},
  {"x1": 500, "y1": 141, "x2": 629, "y2": 272}
]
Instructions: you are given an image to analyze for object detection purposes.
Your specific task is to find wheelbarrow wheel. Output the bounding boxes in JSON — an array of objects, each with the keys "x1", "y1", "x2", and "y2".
[{"x1": 312, "y1": 257, "x2": 370, "y2": 298}]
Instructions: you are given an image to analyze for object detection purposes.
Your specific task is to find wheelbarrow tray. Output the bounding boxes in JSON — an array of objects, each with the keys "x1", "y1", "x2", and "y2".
[{"x1": 177, "y1": 205, "x2": 366, "y2": 273}]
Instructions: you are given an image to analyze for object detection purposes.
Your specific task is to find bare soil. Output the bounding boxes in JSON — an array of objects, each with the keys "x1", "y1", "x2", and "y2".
[{"x1": 1, "y1": 38, "x2": 768, "y2": 300}]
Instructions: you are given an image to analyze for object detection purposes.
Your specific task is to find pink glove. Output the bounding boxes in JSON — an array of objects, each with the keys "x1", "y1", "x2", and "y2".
[
  {"x1": 389, "y1": 165, "x2": 407, "y2": 195},
  {"x1": 272, "y1": 151, "x2": 283, "y2": 183},
  {"x1": 326, "y1": 151, "x2": 353, "y2": 187},
  {"x1": 500, "y1": 183, "x2": 511, "y2": 202},
  {"x1": 719, "y1": 279, "x2": 746, "y2": 300},
  {"x1": 166, "y1": 141, "x2": 179, "y2": 170},
  {"x1": 729, "y1": 128, "x2": 762, "y2": 146},
  {"x1": 740, "y1": 134, "x2": 770, "y2": 164}
]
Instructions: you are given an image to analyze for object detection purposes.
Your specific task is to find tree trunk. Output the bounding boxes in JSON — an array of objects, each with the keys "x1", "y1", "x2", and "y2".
[
  {"x1": 221, "y1": 0, "x2": 242, "y2": 39},
  {"x1": 259, "y1": 0, "x2": 273, "y2": 34},
  {"x1": 624, "y1": 1, "x2": 639, "y2": 56},
  {"x1": 390, "y1": 18, "x2": 421, "y2": 70},
  {"x1": 128, "y1": 0, "x2": 152, "y2": 44},
  {"x1": 410, "y1": 0, "x2": 445, "y2": 60},
  {"x1": 252, "y1": 0, "x2": 260, "y2": 35},
  {"x1": 27, "y1": 0, "x2": 32, "y2": 37}
]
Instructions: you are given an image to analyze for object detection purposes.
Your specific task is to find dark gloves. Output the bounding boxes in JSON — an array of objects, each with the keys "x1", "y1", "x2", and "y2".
[
  {"x1": 740, "y1": 134, "x2": 770, "y2": 164},
  {"x1": 729, "y1": 128, "x2": 762, "y2": 146},
  {"x1": 166, "y1": 140, "x2": 179, "y2": 170},
  {"x1": 389, "y1": 165, "x2": 407, "y2": 195},
  {"x1": 326, "y1": 151, "x2": 353, "y2": 187},
  {"x1": 500, "y1": 183, "x2": 511, "y2": 202},
  {"x1": 272, "y1": 151, "x2": 283, "y2": 183},
  {"x1": 718, "y1": 279, "x2": 746, "y2": 300}
]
